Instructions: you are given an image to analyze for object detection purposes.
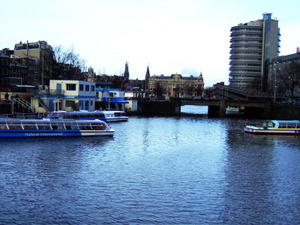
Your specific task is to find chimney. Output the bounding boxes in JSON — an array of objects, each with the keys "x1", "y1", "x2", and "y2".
[{"x1": 297, "y1": 47, "x2": 300, "y2": 53}]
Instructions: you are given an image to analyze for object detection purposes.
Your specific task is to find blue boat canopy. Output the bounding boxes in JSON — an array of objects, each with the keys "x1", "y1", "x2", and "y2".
[{"x1": 102, "y1": 97, "x2": 128, "y2": 104}]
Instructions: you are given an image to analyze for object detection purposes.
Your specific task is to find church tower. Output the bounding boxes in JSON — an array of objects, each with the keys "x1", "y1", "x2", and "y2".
[
  {"x1": 145, "y1": 66, "x2": 150, "y2": 91},
  {"x1": 124, "y1": 62, "x2": 129, "y2": 79}
]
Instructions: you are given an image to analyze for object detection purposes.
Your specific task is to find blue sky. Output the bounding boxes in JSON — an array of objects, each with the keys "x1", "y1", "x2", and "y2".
[{"x1": 1, "y1": 0, "x2": 299, "y2": 86}]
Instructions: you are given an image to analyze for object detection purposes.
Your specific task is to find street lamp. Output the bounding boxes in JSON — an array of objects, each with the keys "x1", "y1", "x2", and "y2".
[
  {"x1": 108, "y1": 97, "x2": 111, "y2": 110},
  {"x1": 273, "y1": 61, "x2": 278, "y2": 103}
]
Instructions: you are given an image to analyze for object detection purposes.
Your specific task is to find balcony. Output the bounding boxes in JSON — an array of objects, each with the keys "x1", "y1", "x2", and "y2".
[{"x1": 38, "y1": 89, "x2": 65, "y2": 97}]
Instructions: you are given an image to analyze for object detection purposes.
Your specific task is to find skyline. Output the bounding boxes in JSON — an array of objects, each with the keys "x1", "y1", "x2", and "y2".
[{"x1": 1, "y1": 0, "x2": 299, "y2": 87}]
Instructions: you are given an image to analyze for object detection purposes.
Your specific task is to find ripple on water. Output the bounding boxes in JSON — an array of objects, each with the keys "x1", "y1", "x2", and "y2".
[{"x1": 1, "y1": 115, "x2": 300, "y2": 224}]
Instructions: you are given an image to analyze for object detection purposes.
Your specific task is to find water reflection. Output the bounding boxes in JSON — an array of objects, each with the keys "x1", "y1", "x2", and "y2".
[
  {"x1": 1, "y1": 113, "x2": 300, "y2": 224},
  {"x1": 223, "y1": 119, "x2": 300, "y2": 224}
]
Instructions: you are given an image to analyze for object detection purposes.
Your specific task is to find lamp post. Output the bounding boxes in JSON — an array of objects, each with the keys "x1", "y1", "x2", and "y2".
[
  {"x1": 273, "y1": 61, "x2": 278, "y2": 103},
  {"x1": 108, "y1": 97, "x2": 111, "y2": 110}
]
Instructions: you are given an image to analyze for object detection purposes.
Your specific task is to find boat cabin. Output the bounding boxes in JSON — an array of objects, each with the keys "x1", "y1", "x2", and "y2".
[
  {"x1": 263, "y1": 120, "x2": 300, "y2": 129},
  {"x1": 0, "y1": 119, "x2": 109, "y2": 131}
]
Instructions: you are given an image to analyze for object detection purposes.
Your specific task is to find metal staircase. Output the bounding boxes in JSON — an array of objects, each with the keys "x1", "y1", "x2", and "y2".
[
  {"x1": 37, "y1": 97, "x2": 49, "y2": 112},
  {"x1": 11, "y1": 97, "x2": 35, "y2": 113}
]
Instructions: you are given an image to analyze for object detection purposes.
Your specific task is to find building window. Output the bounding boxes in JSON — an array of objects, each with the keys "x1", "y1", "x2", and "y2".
[
  {"x1": 66, "y1": 84, "x2": 76, "y2": 91},
  {"x1": 90, "y1": 100, "x2": 93, "y2": 106},
  {"x1": 91, "y1": 85, "x2": 95, "y2": 91},
  {"x1": 86, "y1": 85, "x2": 89, "y2": 91},
  {"x1": 85, "y1": 100, "x2": 89, "y2": 110},
  {"x1": 79, "y1": 100, "x2": 83, "y2": 109},
  {"x1": 79, "y1": 84, "x2": 84, "y2": 91},
  {"x1": 65, "y1": 100, "x2": 74, "y2": 107}
]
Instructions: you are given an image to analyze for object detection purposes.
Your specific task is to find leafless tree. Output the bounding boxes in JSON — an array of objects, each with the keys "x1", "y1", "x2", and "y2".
[
  {"x1": 53, "y1": 45, "x2": 86, "y2": 80},
  {"x1": 277, "y1": 60, "x2": 300, "y2": 99}
]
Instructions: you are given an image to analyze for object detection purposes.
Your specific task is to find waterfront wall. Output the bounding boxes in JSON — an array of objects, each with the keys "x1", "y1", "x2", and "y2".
[
  {"x1": 207, "y1": 101, "x2": 300, "y2": 119},
  {"x1": 0, "y1": 102, "x2": 11, "y2": 114},
  {"x1": 268, "y1": 104, "x2": 300, "y2": 119},
  {"x1": 137, "y1": 100, "x2": 180, "y2": 116}
]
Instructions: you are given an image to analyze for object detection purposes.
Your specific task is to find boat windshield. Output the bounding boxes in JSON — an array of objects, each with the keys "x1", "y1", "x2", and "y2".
[
  {"x1": 262, "y1": 121, "x2": 275, "y2": 128},
  {"x1": 53, "y1": 112, "x2": 106, "y2": 119},
  {"x1": 114, "y1": 112, "x2": 125, "y2": 117}
]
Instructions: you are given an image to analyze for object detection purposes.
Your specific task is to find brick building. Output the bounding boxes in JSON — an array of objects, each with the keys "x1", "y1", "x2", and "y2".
[{"x1": 148, "y1": 73, "x2": 204, "y2": 98}]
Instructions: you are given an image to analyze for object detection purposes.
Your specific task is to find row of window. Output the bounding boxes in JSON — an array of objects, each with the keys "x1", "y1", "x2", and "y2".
[
  {"x1": 230, "y1": 57, "x2": 261, "y2": 60},
  {"x1": 231, "y1": 40, "x2": 262, "y2": 44},
  {"x1": 230, "y1": 64, "x2": 260, "y2": 67},
  {"x1": 66, "y1": 83, "x2": 95, "y2": 92},
  {"x1": 231, "y1": 34, "x2": 262, "y2": 37},
  {"x1": 230, "y1": 75, "x2": 260, "y2": 78},
  {"x1": 232, "y1": 29, "x2": 262, "y2": 31},
  {"x1": 0, "y1": 123, "x2": 106, "y2": 130},
  {"x1": 230, "y1": 69, "x2": 261, "y2": 72}
]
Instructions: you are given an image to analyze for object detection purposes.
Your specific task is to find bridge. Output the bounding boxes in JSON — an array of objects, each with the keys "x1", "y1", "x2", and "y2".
[
  {"x1": 180, "y1": 98, "x2": 265, "y2": 108},
  {"x1": 177, "y1": 98, "x2": 267, "y2": 117},
  {"x1": 137, "y1": 97, "x2": 269, "y2": 118},
  {"x1": 134, "y1": 85, "x2": 300, "y2": 119},
  {"x1": 175, "y1": 84, "x2": 280, "y2": 117}
]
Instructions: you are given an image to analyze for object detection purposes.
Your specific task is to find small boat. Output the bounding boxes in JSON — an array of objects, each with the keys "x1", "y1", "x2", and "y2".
[
  {"x1": 244, "y1": 120, "x2": 300, "y2": 135},
  {"x1": 101, "y1": 110, "x2": 129, "y2": 122},
  {"x1": 0, "y1": 118, "x2": 114, "y2": 138},
  {"x1": 226, "y1": 106, "x2": 240, "y2": 115},
  {"x1": 46, "y1": 110, "x2": 129, "y2": 122}
]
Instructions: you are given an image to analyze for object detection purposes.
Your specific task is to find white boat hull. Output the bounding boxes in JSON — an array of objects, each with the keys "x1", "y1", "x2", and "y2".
[{"x1": 244, "y1": 125, "x2": 300, "y2": 135}]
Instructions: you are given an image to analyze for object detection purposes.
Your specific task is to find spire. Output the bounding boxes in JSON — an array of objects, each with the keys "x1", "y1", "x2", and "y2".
[
  {"x1": 145, "y1": 65, "x2": 150, "y2": 81},
  {"x1": 124, "y1": 62, "x2": 129, "y2": 79},
  {"x1": 144, "y1": 65, "x2": 150, "y2": 91},
  {"x1": 199, "y1": 72, "x2": 203, "y2": 81}
]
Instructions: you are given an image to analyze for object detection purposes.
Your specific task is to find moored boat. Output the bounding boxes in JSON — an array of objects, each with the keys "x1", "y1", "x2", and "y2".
[
  {"x1": 101, "y1": 110, "x2": 129, "y2": 122},
  {"x1": 244, "y1": 120, "x2": 300, "y2": 135},
  {"x1": 46, "y1": 110, "x2": 129, "y2": 122},
  {"x1": 0, "y1": 118, "x2": 114, "y2": 138}
]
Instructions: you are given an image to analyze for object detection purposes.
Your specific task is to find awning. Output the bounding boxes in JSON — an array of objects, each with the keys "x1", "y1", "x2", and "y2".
[
  {"x1": 102, "y1": 97, "x2": 129, "y2": 104},
  {"x1": 111, "y1": 99, "x2": 129, "y2": 104},
  {"x1": 16, "y1": 85, "x2": 36, "y2": 88}
]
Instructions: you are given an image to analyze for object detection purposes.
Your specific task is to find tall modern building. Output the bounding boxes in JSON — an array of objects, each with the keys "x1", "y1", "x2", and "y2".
[{"x1": 229, "y1": 13, "x2": 280, "y2": 90}]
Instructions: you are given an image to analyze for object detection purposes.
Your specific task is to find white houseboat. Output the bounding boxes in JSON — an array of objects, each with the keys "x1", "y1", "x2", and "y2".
[
  {"x1": 47, "y1": 110, "x2": 129, "y2": 122},
  {"x1": 244, "y1": 120, "x2": 300, "y2": 135}
]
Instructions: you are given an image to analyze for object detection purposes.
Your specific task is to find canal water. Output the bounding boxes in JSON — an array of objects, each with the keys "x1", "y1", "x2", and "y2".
[{"x1": 1, "y1": 106, "x2": 300, "y2": 225}]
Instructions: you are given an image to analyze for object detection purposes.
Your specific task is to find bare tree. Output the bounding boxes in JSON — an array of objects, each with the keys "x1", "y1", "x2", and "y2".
[
  {"x1": 53, "y1": 45, "x2": 86, "y2": 80},
  {"x1": 277, "y1": 60, "x2": 300, "y2": 99}
]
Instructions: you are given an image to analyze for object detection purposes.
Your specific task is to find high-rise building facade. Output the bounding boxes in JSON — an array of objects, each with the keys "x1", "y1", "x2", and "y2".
[{"x1": 229, "y1": 13, "x2": 280, "y2": 89}]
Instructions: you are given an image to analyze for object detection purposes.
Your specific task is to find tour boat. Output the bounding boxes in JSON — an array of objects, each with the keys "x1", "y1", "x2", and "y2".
[
  {"x1": 0, "y1": 118, "x2": 114, "y2": 138},
  {"x1": 244, "y1": 120, "x2": 300, "y2": 135},
  {"x1": 46, "y1": 110, "x2": 129, "y2": 122}
]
